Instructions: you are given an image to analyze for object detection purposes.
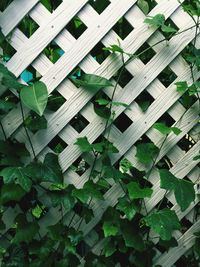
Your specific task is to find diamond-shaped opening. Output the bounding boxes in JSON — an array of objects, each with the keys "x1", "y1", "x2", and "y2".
[
  {"x1": 69, "y1": 67, "x2": 85, "y2": 87},
  {"x1": 113, "y1": 17, "x2": 134, "y2": 40},
  {"x1": 113, "y1": 112, "x2": 132, "y2": 133},
  {"x1": 90, "y1": 42, "x2": 110, "y2": 64},
  {"x1": 157, "y1": 66, "x2": 177, "y2": 87},
  {"x1": 156, "y1": 112, "x2": 176, "y2": 127},
  {"x1": 161, "y1": 18, "x2": 179, "y2": 40},
  {"x1": 89, "y1": 0, "x2": 111, "y2": 14},
  {"x1": 135, "y1": 90, "x2": 154, "y2": 112},
  {"x1": 177, "y1": 134, "x2": 196, "y2": 152},
  {"x1": 156, "y1": 156, "x2": 173, "y2": 170},
  {"x1": 1, "y1": 39, "x2": 16, "y2": 62},
  {"x1": 181, "y1": 216, "x2": 193, "y2": 233},
  {"x1": 178, "y1": 91, "x2": 197, "y2": 109},
  {"x1": 155, "y1": 197, "x2": 173, "y2": 211},
  {"x1": 135, "y1": 42, "x2": 156, "y2": 64},
  {"x1": 43, "y1": 41, "x2": 64, "y2": 63},
  {"x1": 47, "y1": 90, "x2": 66, "y2": 112},
  {"x1": 137, "y1": 0, "x2": 157, "y2": 14},
  {"x1": 1, "y1": 90, "x2": 18, "y2": 104},
  {"x1": 48, "y1": 135, "x2": 67, "y2": 153},
  {"x1": 40, "y1": 0, "x2": 62, "y2": 12},
  {"x1": 18, "y1": 15, "x2": 39, "y2": 38},
  {"x1": 69, "y1": 113, "x2": 89, "y2": 133},
  {"x1": 71, "y1": 156, "x2": 90, "y2": 176},
  {"x1": 20, "y1": 65, "x2": 41, "y2": 83},
  {"x1": 66, "y1": 16, "x2": 87, "y2": 39},
  {"x1": 181, "y1": 43, "x2": 195, "y2": 66},
  {"x1": 0, "y1": 0, "x2": 14, "y2": 12},
  {"x1": 175, "y1": 253, "x2": 197, "y2": 267},
  {"x1": 157, "y1": 236, "x2": 178, "y2": 253},
  {"x1": 113, "y1": 67, "x2": 133, "y2": 88}
]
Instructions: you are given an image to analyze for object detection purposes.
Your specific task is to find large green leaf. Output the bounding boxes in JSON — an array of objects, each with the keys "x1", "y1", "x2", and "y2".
[
  {"x1": 135, "y1": 143, "x2": 159, "y2": 164},
  {"x1": 24, "y1": 153, "x2": 63, "y2": 184},
  {"x1": 72, "y1": 181, "x2": 103, "y2": 203},
  {"x1": 103, "y1": 221, "x2": 119, "y2": 237},
  {"x1": 72, "y1": 74, "x2": 113, "y2": 90},
  {"x1": 20, "y1": 81, "x2": 48, "y2": 116},
  {"x1": 127, "y1": 181, "x2": 153, "y2": 200},
  {"x1": 159, "y1": 169, "x2": 195, "y2": 211},
  {"x1": 153, "y1": 122, "x2": 181, "y2": 135},
  {"x1": 121, "y1": 221, "x2": 145, "y2": 251},
  {"x1": 0, "y1": 64, "x2": 23, "y2": 90},
  {"x1": 48, "y1": 190, "x2": 75, "y2": 212},
  {"x1": 144, "y1": 208, "x2": 181, "y2": 240},
  {"x1": 13, "y1": 215, "x2": 39, "y2": 243},
  {"x1": 0, "y1": 184, "x2": 26, "y2": 204},
  {"x1": 116, "y1": 197, "x2": 136, "y2": 220},
  {"x1": 0, "y1": 166, "x2": 32, "y2": 192}
]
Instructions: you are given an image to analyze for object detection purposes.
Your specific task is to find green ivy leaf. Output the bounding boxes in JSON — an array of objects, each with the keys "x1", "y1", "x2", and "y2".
[
  {"x1": 31, "y1": 205, "x2": 44, "y2": 219},
  {"x1": 95, "y1": 99, "x2": 110, "y2": 106},
  {"x1": 103, "y1": 239, "x2": 117, "y2": 257},
  {"x1": 127, "y1": 181, "x2": 153, "y2": 200},
  {"x1": 0, "y1": 166, "x2": 32, "y2": 192},
  {"x1": 135, "y1": 143, "x2": 159, "y2": 164},
  {"x1": 0, "y1": 184, "x2": 26, "y2": 204},
  {"x1": 103, "y1": 44, "x2": 124, "y2": 54},
  {"x1": 161, "y1": 24, "x2": 177, "y2": 33},
  {"x1": 74, "y1": 137, "x2": 92, "y2": 152},
  {"x1": 48, "y1": 189, "x2": 75, "y2": 212},
  {"x1": 20, "y1": 81, "x2": 48, "y2": 116},
  {"x1": 121, "y1": 221, "x2": 145, "y2": 251},
  {"x1": 144, "y1": 208, "x2": 181, "y2": 240},
  {"x1": 24, "y1": 153, "x2": 63, "y2": 184},
  {"x1": 175, "y1": 81, "x2": 188, "y2": 92},
  {"x1": 116, "y1": 197, "x2": 136, "y2": 220},
  {"x1": 103, "y1": 166, "x2": 125, "y2": 181},
  {"x1": 159, "y1": 169, "x2": 195, "y2": 211},
  {"x1": 13, "y1": 218, "x2": 39, "y2": 243},
  {"x1": 94, "y1": 104, "x2": 111, "y2": 119},
  {"x1": 137, "y1": 0, "x2": 149, "y2": 15},
  {"x1": 72, "y1": 181, "x2": 103, "y2": 203},
  {"x1": 0, "y1": 64, "x2": 24, "y2": 90},
  {"x1": 144, "y1": 14, "x2": 165, "y2": 27},
  {"x1": 25, "y1": 112, "x2": 47, "y2": 133},
  {"x1": 103, "y1": 221, "x2": 119, "y2": 237},
  {"x1": 72, "y1": 74, "x2": 113, "y2": 90},
  {"x1": 153, "y1": 122, "x2": 181, "y2": 135}
]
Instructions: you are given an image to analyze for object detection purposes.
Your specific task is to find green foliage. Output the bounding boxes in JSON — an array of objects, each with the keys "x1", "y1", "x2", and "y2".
[
  {"x1": 136, "y1": 142, "x2": 159, "y2": 164},
  {"x1": 137, "y1": 0, "x2": 149, "y2": 15},
  {"x1": 127, "y1": 181, "x2": 153, "y2": 199},
  {"x1": 144, "y1": 208, "x2": 181, "y2": 240},
  {"x1": 20, "y1": 81, "x2": 48, "y2": 116},
  {"x1": 153, "y1": 122, "x2": 181, "y2": 135},
  {"x1": 0, "y1": 6, "x2": 199, "y2": 265},
  {"x1": 159, "y1": 169, "x2": 195, "y2": 211},
  {"x1": 72, "y1": 74, "x2": 113, "y2": 90},
  {"x1": 144, "y1": 14, "x2": 177, "y2": 33}
]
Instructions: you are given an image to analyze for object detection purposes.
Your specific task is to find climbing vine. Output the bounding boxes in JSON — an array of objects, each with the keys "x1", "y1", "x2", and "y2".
[{"x1": 0, "y1": 0, "x2": 200, "y2": 266}]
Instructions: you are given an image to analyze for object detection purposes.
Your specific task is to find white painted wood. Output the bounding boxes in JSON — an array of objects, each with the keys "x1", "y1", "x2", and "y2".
[{"x1": 0, "y1": 0, "x2": 40, "y2": 35}]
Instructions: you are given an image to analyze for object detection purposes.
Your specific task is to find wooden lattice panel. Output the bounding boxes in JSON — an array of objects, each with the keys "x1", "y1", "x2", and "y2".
[{"x1": 1, "y1": 0, "x2": 200, "y2": 266}]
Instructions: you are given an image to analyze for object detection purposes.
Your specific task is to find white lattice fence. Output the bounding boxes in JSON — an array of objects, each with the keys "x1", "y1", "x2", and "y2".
[{"x1": 0, "y1": 0, "x2": 200, "y2": 266}]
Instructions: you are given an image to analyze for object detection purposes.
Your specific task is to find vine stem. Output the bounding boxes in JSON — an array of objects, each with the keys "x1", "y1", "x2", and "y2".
[{"x1": 19, "y1": 96, "x2": 37, "y2": 160}]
